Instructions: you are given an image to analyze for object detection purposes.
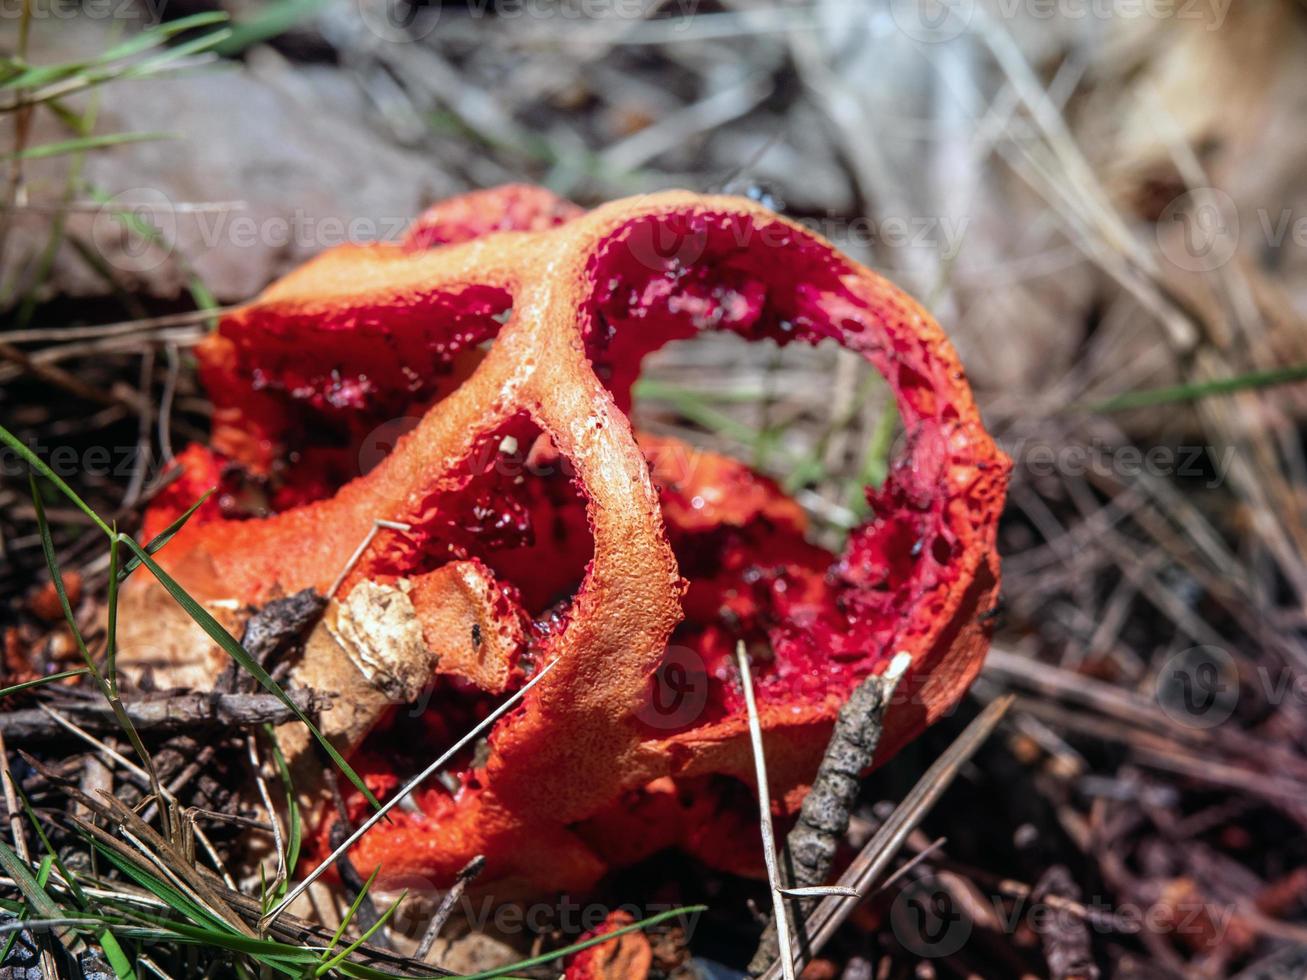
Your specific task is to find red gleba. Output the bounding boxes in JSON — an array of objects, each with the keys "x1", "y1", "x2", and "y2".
[{"x1": 140, "y1": 186, "x2": 1009, "y2": 894}]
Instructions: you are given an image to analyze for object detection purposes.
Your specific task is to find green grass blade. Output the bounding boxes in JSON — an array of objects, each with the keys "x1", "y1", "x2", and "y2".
[
  {"x1": 29, "y1": 475, "x2": 102, "y2": 675},
  {"x1": 9, "y1": 94, "x2": 98, "y2": 327},
  {"x1": 87, "y1": 838, "x2": 230, "y2": 936},
  {"x1": 84, "y1": 184, "x2": 217, "y2": 314},
  {"x1": 95, "y1": 12, "x2": 231, "y2": 60},
  {"x1": 0, "y1": 929, "x2": 18, "y2": 966},
  {"x1": 0, "y1": 423, "x2": 112, "y2": 535},
  {"x1": 0, "y1": 916, "x2": 100, "y2": 935},
  {"x1": 0, "y1": 13, "x2": 229, "y2": 89},
  {"x1": 336, "y1": 964, "x2": 449, "y2": 980},
  {"x1": 17, "y1": 792, "x2": 137, "y2": 979},
  {"x1": 1085, "y1": 361, "x2": 1307, "y2": 413},
  {"x1": 4, "y1": 131, "x2": 180, "y2": 161},
  {"x1": 119, "y1": 535, "x2": 381, "y2": 810},
  {"x1": 636, "y1": 379, "x2": 768, "y2": 445},
  {"x1": 16, "y1": 27, "x2": 233, "y2": 113},
  {"x1": 105, "y1": 533, "x2": 121, "y2": 696},
  {"x1": 319, "y1": 865, "x2": 380, "y2": 965},
  {"x1": 846, "y1": 401, "x2": 899, "y2": 520},
  {"x1": 115, "y1": 917, "x2": 319, "y2": 963},
  {"x1": 631, "y1": 378, "x2": 771, "y2": 404},
  {"x1": 1, "y1": 58, "x2": 92, "y2": 90},
  {"x1": 35, "y1": 854, "x2": 53, "y2": 887},
  {"x1": 30, "y1": 477, "x2": 165, "y2": 813},
  {"x1": 97, "y1": 929, "x2": 137, "y2": 980},
  {"x1": 118, "y1": 489, "x2": 214, "y2": 581},
  {"x1": 0, "y1": 667, "x2": 88, "y2": 699},
  {"x1": 112, "y1": 931, "x2": 310, "y2": 977},
  {"x1": 316, "y1": 888, "x2": 406, "y2": 976},
  {"x1": 215, "y1": 0, "x2": 328, "y2": 56},
  {"x1": 265, "y1": 727, "x2": 302, "y2": 904},
  {"x1": 18, "y1": 789, "x2": 88, "y2": 909},
  {"x1": 121, "y1": 29, "x2": 234, "y2": 80},
  {"x1": 0, "y1": 838, "x2": 62, "y2": 920}
]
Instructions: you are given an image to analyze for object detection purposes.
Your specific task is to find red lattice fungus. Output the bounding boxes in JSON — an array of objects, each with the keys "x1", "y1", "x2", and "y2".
[{"x1": 139, "y1": 186, "x2": 1009, "y2": 894}]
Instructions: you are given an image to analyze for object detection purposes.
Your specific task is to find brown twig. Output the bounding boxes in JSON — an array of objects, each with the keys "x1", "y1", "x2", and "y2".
[
  {"x1": 758, "y1": 695, "x2": 1014, "y2": 980},
  {"x1": 748, "y1": 652, "x2": 910, "y2": 974},
  {"x1": 416, "y1": 855, "x2": 486, "y2": 963},
  {"x1": 0, "y1": 690, "x2": 326, "y2": 740}
]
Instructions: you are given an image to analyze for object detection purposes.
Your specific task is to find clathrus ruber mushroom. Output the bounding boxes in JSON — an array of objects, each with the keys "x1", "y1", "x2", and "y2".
[{"x1": 120, "y1": 185, "x2": 1009, "y2": 896}]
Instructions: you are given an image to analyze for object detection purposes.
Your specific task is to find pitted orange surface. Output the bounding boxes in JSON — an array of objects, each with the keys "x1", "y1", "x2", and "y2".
[{"x1": 143, "y1": 186, "x2": 1009, "y2": 893}]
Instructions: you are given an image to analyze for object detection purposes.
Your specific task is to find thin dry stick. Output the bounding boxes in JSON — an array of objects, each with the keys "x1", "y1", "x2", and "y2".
[
  {"x1": 247, "y1": 736, "x2": 287, "y2": 897},
  {"x1": 735, "y1": 640, "x2": 796, "y2": 980},
  {"x1": 137, "y1": 953, "x2": 177, "y2": 980},
  {"x1": 264, "y1": 656, "x2": 560, "y2": 927},
  {"x1": 0, "y1": 305, "x2": 231, "y2": 344},
  {"x1": 0, "y1": 727, "x2": 27, "y2": 865},
  {"x1": 416, "y1": 855, "x2": 486, "y2": 962},
  {"x1": 779, "y1": 886, "x2": 859, "y2": 898},
  {"x1": 327, "y1": 519, "x2": 414, "y2": 599},
  {"x1": 0, "y1": 340, "x2": 123, "y2": 408},
  {"x1": 875, "y1": 836, "x2": 948, "y2": 896}
]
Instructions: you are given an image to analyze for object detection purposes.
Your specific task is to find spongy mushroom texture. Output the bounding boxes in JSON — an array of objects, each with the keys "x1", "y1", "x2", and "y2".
[{"x1": 124, "y1": 186, "x2": 1009, "y2": 894}]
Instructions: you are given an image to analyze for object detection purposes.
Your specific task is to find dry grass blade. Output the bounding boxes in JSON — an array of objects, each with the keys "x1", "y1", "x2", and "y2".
[
  {"x1": 0, "y1": 727, "x2": 28, "y2": 871},
  {"x1": 758, "y1": 695, "x2": 1014, "y2": 980},
  {"x1": 246, "y1": 736, "x2": 287, "y2": 900},
  {"x1": 33, "y1": 705, "x2": 235, "y2": 888},
  {"x1": 83, "y1": 787, "x2": 251, "y2": 937},
  {"x1": 735, "y1": 641, "x2": 796, "y2": 980}
]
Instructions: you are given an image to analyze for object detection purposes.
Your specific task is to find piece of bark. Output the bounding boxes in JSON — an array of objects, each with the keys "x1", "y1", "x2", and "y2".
[
  {"x1": 1032, "y1": 866, "x2": 1100, "y2": 980},
  {"x1": 74, "y1": 753, "x2": 113, "y2": 823},
  {"x1": 219, "y1": 587, "x2": 327, "y2": 693}
]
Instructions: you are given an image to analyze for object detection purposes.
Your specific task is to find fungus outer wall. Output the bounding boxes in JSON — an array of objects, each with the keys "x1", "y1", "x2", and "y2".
[{"x1": 132, "y1": 186, "x2": 1009, "y2": 893}]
